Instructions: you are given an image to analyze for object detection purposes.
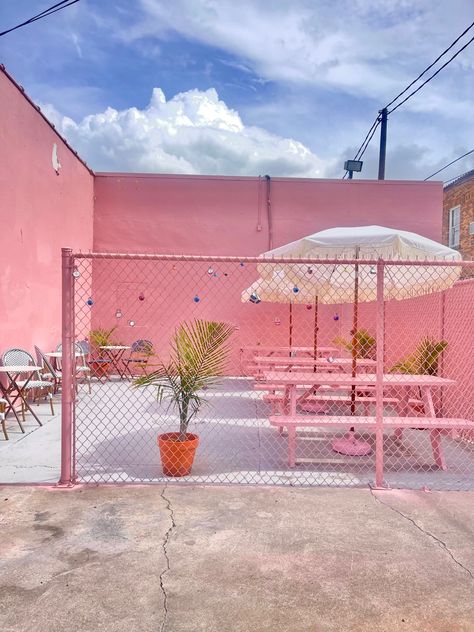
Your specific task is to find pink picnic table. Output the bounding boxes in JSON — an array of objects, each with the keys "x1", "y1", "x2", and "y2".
[
  {"x1": 242, "y1": 345, "x2": 337, "y2": 358},
  {"x1": 254, "y1": 355, "x2": 376, "y2": 372},
  {"x1": 263, "y1": 370, "x2": 458, "y2": 471}
]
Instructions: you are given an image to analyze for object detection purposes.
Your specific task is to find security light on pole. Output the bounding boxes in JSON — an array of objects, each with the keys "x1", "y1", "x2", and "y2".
[{"x1": 344, "y1": 160, "x2": 363, "y2": 179}]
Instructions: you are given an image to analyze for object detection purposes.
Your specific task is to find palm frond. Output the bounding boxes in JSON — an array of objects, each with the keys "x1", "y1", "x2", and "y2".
[
  {"x1": 391, "y1": 337, "x2": 448, "y2": 375},
  {"x1": 134, "y1": 319, "x2": 235, "y2": 439}
]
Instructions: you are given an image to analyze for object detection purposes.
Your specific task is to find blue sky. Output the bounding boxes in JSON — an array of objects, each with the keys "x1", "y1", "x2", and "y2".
[{"x1": 1, "y1": 0, "x2": 473, "y2": 179}]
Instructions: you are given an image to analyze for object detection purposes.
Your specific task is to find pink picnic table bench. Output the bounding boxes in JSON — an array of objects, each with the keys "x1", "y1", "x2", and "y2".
[
  {"x1": 253, "y1": 355, "x2": 376, "y2": 378},
  {"x1": 240, "y1": 345, "x2": 337, "y2": 376},
  {"x1": 262, "y1": 371, "x2": 474, "y2": 470}
]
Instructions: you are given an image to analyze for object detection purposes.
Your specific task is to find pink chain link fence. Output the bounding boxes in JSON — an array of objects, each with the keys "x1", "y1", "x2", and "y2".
[{"x1": 61, "y1": 251, "x2": 474, "y2": 489}]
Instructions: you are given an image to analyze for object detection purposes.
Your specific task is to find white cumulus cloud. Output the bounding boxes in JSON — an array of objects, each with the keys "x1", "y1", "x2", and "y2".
[{"x1": 42, "y1": 87, "x2": 326, "y2": 177}]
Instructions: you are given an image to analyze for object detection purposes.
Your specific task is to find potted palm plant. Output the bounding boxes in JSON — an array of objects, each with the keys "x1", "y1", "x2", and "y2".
[
  {"x1": 89, "y1": 326, "x2": 119, "y2": 378},
  {"x1": 391, "y1": 337, "x2": 448, "y2": 375},
  {"x1": 333, "y1": 328, "x2": 376, "y2": 359},
  {"x1": 134, "y1": 319, "x2": 235, "y2": 477}
]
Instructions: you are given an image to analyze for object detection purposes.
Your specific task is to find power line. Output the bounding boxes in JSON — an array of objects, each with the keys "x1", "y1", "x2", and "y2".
[
  {"x1": 385, "y1": 20, "x2": 474, "y2": 110},
  {"x1": 443, "y1": 169, "x2": 474, "y2": 185},
  {"x1": 343, "y1": 20, "x2": 474, "y2": 176},
  {"x1": 0, "y1": 0, "x2": 80, "y2": 37},
  {"x1": 424, "y1": 149, "x2": 474, "y2": 181},
  {"x1": 342, "y1": 115, "x2": 380, "y2": 178},
  {"x1": 388, "y1": 32, "x2": 474, "y2": 114}
]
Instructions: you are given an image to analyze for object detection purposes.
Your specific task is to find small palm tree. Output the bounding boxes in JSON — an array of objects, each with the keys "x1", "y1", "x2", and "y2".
[
  {"x1": 391, "y1": 337, "x2": 448, "y2": 376},
  {"x1": 134, "y1": 320, "x2": 235, "y2": 440},
  {"x1": 333, "y1": 328, "x2": 376, "y2": 359}
]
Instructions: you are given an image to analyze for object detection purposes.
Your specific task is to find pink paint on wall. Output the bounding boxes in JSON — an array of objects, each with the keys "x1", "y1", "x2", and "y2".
[
  {"x1": 93, "y1": 173, "x2": 443, "y2": 255},
  {"x1": 0, "y1": 68, "x2": 94, "y2": 354}
]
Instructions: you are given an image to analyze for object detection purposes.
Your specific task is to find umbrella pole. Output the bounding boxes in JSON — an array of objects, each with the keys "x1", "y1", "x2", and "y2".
[
  {"x1": 313, "y1": 296, "x2": 318, "y2": 372},
  {"x1": 350, "y1": 251, "x2": 360, "y2": 416},
  {"x1": 289, "y1": 302, "x2": 293, "y2": 355},
  {"x1": 332, "y1": 247, "x2": 371, "y2": 456}
]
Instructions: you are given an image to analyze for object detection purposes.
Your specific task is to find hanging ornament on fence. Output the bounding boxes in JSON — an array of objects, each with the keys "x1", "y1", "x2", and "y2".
[
  {"x1": 72, "y1": 267, "x2": 81, "y2": 278},
  {"x1": 115, "y1": 309, "x2": 123, "y2": 318},
  {"x1": 128, "y1": 320, "x2": 135, "y2": 327},
  {"x1": 274, "y1": 317, "x2": 281, "y2": 326},
  {"x1": 249, "y1": 292, "x2": 261, "y2": 304},
  {"x1": 333, "y1": 313, "x2": 339, "y2": 321},
  {"x1": 239, "y1": 262, "x2": 245, "y2": 267},
  {"x1": 292, "y1": 286, "x2": 300, "y2": 294},
  {"x1": 86, "y1": 298, "x2": 94, "y2": 306},
  {"x1": 306, "y1": 267, "x2": 313, "y2": 276},
  {"x1": 207, "y1": 267, "x2": 214, "y2": 276},
  {"x1": 138, "y1": 293, "x2": 145, "y2": 301},
  {"x1": 193, "y1": 295, "x2": 201, "y2": 303},
  {"x1": 213, "y1": 272, "x2": 218, "y2": 278},
  {"x1": 306, "y1": 304, "x2": 312, "y2": 310},
  {"x1": 369, "y1": 266, "x2": 376, "y2": 275}
]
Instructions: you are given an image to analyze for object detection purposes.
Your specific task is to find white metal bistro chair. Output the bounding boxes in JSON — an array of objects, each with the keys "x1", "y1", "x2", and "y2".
[{"x1": 1, "y1": 348, "x2": 55, "y2": 420}]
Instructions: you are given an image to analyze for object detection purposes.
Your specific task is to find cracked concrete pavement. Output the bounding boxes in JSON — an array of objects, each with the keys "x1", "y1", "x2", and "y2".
[{"x1": 0, "y1": 486, "x2": 473, "y2": 632}]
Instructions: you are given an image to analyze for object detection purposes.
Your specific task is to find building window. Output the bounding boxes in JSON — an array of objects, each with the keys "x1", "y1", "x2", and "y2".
[{"x1": 448, "y1": 205, "x2": 460, "y2": 248}]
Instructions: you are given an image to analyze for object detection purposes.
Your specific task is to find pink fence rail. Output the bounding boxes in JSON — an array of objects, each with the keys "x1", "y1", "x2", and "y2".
[{"x1": 61, "y1": 250, "x2": 474, "y2": 489}]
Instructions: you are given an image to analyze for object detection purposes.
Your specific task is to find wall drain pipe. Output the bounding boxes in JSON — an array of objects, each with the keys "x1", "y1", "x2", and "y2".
[{"x1": 265, "y1": 174, "x2": 273, "y2": 250}]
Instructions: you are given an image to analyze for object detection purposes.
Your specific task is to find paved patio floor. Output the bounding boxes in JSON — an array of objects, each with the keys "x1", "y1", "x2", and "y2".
[
  {"x1": 1, "y1": 379, "x2": 473, "y2": 490},
  {"x1": 0, "y1": 485, "x2": 473, "y2": 631}
]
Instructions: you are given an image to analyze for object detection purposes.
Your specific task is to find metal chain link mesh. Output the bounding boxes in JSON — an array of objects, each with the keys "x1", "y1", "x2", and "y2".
[{"x1": 71, "y1": 254, "x2": 474, "y2": 489}]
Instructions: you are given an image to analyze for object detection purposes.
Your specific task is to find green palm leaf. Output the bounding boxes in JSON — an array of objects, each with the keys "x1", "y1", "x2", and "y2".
[{"x1": 134, "y1": 320, "x2": 235, "y2": 439}]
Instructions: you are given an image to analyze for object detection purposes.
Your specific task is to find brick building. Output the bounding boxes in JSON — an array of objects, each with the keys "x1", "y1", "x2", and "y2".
[{"x1": 443, "y1": 170, "x2": 474, "y2": 260}]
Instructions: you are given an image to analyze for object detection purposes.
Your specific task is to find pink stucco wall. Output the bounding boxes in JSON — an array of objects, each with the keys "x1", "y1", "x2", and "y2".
[
  {"x1": 93, "y1": 173, "x2": 443, "y2": 255},
  {"x1": 0, "y1": 69, "x2": 94, "y2": 354}
]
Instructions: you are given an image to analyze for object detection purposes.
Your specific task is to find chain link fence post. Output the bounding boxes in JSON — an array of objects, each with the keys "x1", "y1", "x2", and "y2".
[{"x1": 59, "y1": 247, "x2": 74, "y2": 486}]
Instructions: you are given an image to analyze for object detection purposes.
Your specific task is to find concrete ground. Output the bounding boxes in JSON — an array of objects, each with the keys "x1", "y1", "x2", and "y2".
[{"x1": 0, "y1": 485, "x2": 473, "y2": 632}]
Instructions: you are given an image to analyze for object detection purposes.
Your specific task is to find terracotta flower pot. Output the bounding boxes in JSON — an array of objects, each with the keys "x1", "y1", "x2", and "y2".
[
  {"x1": 89, "y1": 360, "x2": 110, "y2": 378},
  {"x1": 158, "y1": 432, "x2": 199, "y2": 477}
]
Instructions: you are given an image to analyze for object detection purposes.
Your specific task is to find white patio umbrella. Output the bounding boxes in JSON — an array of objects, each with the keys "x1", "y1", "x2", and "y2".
[
  {"x1": 242, "y1": 270, "x2": 321, "y2": 354},
  {"x1": 248, "y1": 225, "x2": 462, "y2": 456}
]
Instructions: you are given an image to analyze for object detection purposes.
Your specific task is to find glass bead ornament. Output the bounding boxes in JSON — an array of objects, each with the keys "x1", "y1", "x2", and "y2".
[
  {"x1": 333, "y1": 313, "x2": 339, "y2": 321},
  {"x1": 86, "y1": 298, "x2": 93, "y2": 306},
  {"x1": 128, "y1": 320, "x2": 135, "y2": 327},
  {"x1": 306, "y1": 267, "x2": 313, "y2": 276},
  {"x1": 207, "y1": 267, "x2": 214, "y2": 276},
  {"x1": 292, "y1": 286, "x2": 300, "y2": 294},
  {"x1": 138, "y1": 293, "x2": 145, "y2": 301},
  {"x1": 249, "y1": 292, "x2": 261, "y2": 304},
  {"x1": 115, "y1": 309, "x2": 123, "y2": 318},
  {"x1": 274, "y1": 317, "x2": 281, "y2": 326},
  {"x1": 72, "y1": 267, "x2": 81, "y2": 278},
  {"x1": 306, "y1": 304, "x2": 312, "y2": 310},
  {"x1": 193, "y1": 295, "x2": 200, "y2": 303},
  {"x1": 239, "y1": 262, "x2": 245, "y2": 267},
  {"x1": 369, "y1": 266, "x2": 376, "y2": 275},
  {"x1": 213, "y1": 272, "x2": 218, "y2": 278}
]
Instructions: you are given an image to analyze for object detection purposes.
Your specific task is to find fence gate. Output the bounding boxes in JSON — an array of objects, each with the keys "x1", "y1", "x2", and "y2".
[{"x1": 62, "y1": 249, "x2": 474, "y2": 489}]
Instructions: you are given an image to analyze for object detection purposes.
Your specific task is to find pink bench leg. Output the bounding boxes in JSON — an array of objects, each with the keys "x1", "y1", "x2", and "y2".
[
  {"x1": 422, "y1": 387, "x2": 447, "y2": 470},
  {"x1": 430, "y1": 429, "x2": 447, "y2": 470},
  {"x1": 288, "y1": 426, "x2": 296, "y2": 468},
  {"x1": 393, "y1": 428, "x2": 404, "y2": 442}
]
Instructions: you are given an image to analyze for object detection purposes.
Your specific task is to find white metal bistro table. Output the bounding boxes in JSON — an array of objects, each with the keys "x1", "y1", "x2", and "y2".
[
  {"x1": 99, "y1": 346, "x2": 131, "y2": 379},
  {"x1": 45, "y1": 351, "x2": 81, "y2": 359},
  {"x1": 0, "y1": 365, "x2": 45, "y2": 429}
]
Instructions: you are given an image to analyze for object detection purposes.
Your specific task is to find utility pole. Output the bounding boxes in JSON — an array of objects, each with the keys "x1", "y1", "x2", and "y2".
[{"x1": 378, "y1": 108, "x2": 388, "y2": 180}]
